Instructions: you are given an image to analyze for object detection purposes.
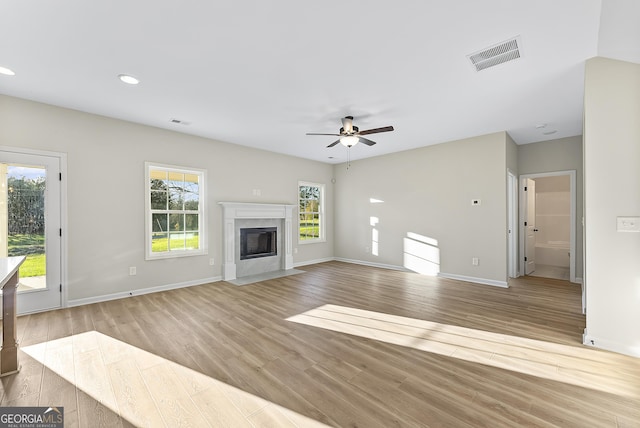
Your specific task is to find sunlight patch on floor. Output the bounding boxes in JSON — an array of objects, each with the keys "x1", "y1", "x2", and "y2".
[
  {"x1": 23, "y1": 331, "x2": 329, "y2": 427},
  {"x1": 286, "y1": 304, "x2": 639, "y2": 398}
]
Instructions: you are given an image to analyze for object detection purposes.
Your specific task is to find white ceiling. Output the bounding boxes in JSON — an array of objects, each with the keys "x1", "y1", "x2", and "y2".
[{"x1": 0, "y1": 1, "x2": 637, "y2": 164}]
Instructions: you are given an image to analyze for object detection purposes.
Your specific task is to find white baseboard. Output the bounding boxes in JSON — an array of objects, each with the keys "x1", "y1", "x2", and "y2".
[
  {"x1": 67, "y1": 276, "x2": 222, "y2": 307},
  {"x1": 333, "y1": 257, "x2": 408, "y2": 272},
  {"x1": 329, "y1": 259, "x2": 509, "y2": 289},
  {"x1": 293, "y1": 257, "x2": 336, "y2": 268},
  {"x1": 64, "y1": 263, "x2": 502, "y2": 308},
  {"x1": 582, "y1": 330, "x2": 640, "y2": 358},
  {"x1": 438, "y1": 272, "x2": 509, "y2": 288}
]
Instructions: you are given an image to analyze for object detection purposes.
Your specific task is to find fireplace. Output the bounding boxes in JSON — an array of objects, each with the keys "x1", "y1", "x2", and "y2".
[
  {"x1": 218, "y1": 202, "x2": 296, "y2": 280},
  {"x1": 240, "y1": 227, "x2": 277, "y2": 260}
]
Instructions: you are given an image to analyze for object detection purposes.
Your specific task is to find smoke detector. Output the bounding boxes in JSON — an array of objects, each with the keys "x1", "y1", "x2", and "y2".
[
  {"x1": 170, "y1": 118, "x2": 191, "y2": 125},
  {"x1": 467, "y1": 36, "x2": 522, "y2": 72}
]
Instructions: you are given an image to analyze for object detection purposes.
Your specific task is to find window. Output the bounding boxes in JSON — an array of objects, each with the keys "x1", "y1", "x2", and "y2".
[
  {"x1": 145, "y1": 163, "x2": 206, "y2": 259},
  {"x1": 298, "y1": 181, "x2": 325, "y2": 243}
]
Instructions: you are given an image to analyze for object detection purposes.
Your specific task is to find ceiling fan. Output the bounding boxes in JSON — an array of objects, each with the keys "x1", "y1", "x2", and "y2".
[{"x1": 306, "y1": 116, "x2": 394, "y2": 148}]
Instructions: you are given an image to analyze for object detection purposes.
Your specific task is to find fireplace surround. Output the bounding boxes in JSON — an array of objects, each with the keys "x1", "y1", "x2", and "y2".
[{"x1": 219, "y1": 202, "x2": 296, "y2": 280}]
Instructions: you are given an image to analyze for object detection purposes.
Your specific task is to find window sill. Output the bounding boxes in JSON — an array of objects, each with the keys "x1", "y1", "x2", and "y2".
[
  {"x1": 298, "y1": 239, "x2": 326, "y2": 245},
  {"x1": 145, "y1": 249, "x2": 208, "y2": 261}
]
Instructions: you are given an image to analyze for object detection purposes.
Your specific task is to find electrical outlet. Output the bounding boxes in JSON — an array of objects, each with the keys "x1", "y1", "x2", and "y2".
[
  {"x1": 472, "y1": 258, "x2": 479, "y2": 266},
  {"x1": 209, "y1": 258, "x2": 215, "y2": 266},
  {"x1": 129, "y1": 266, "x2": 136, "y2": 276},
  {"x1": 617, "y1": 216, "x2": 640, "y2": 232},
  {"x1": 471, "y1": 199, "x2": 481, "y2": 206}
]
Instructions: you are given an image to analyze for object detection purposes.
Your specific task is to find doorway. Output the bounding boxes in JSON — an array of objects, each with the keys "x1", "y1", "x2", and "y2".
[
  {"x1": 519, "y1": 171, "x2": 576, "y2": 283},
  {"x1": 0, "y1": 149, "x2": 64, "y2": 314}
]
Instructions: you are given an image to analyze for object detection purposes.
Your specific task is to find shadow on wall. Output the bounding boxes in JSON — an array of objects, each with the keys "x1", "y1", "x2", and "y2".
[{"x1": 404, "y1": 232, "x2": 440, "y2": 276}]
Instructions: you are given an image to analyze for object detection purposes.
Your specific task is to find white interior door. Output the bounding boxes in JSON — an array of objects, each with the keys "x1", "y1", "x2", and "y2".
[
  {"x1": 0, "y1": 151, "x2": 62, "y2": 314},
  {"x1": 524, "y1": 178, "x2": 536, "y2": 275}
]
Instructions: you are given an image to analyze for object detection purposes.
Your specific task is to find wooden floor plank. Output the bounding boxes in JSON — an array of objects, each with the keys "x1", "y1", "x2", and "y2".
[{"x1": 2, "y1": 261, "x2": 638, "y2": 427}]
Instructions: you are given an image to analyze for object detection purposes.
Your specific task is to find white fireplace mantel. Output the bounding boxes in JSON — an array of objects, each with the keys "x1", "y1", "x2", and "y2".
[{"x1": 218, "y1": 202, "x2": 296, "y2": 280}]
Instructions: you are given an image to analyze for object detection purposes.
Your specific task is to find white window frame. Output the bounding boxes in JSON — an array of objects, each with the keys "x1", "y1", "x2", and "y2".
[
  {"x1": 145, "y1": 162, "x2": 207, "y2": 260},
  {"x1": 298, "y1": 181, "x2": 325, "y2": 244}
]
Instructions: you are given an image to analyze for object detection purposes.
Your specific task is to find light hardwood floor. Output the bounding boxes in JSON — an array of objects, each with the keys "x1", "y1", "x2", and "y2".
[
  {"x1": 1, "y1": 261, "x2": 639, "y2": 427},
  {"x1": 529, "y1": 264, "x2": 571, "y2": 281}
]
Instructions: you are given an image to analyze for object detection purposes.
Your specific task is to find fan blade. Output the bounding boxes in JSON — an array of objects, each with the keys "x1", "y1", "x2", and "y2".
[
  {"x1": 306, "y1": 133, "x2": 341, "y2": 136},
  {"x1": 357, "y1": 126, "x2": 394, "y2": 136},
  {"x1": 327, "y1": 140, "x2": 341, "y2": 148},
  {"x1": 359, "y1": 137, "x2": 377, "y2": 146}
]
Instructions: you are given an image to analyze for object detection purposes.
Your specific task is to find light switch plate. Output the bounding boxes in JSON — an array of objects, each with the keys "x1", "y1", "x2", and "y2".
[{"x1": 616, "y1": 216, "x2": 640, "y2": 232}]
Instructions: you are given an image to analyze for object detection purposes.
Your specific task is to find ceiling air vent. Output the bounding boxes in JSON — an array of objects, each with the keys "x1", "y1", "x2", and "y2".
[{"x1": 468, "y1": 36, "x2": 522, "y2": 72}]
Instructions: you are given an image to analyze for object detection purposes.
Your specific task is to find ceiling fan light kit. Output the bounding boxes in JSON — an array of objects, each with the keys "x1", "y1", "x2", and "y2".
[
  {"x1": 340, "y1": 136, "x2": 359, "y2": 147},
  {"x1": 306, "y1": 115, "x2": 394, "y2": 149}
]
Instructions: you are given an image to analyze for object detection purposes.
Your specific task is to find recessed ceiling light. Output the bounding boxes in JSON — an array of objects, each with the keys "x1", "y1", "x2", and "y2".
[
  {"x1": 535, "y1": 123, "x2": 547, "y2": 129},
  {"x1": 118, "y1": 74, "x2": 139, "y2": 85},
  {"x1": 0, "y1": 66, "x2": 16, "y2": 76},
  {"x1": 543, "y1": 130, "x2": 557, "y2": 135}
]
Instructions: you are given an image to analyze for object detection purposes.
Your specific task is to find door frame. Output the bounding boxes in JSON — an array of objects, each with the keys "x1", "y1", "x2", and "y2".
[
  {"x1": 0, "y1": 145, "x2": 68, "y2": 312},
  {"x1": 524, "y1": 178, "x2": 537, "y2": 275},
  {"x1": 519, "y1": 170, "x2": 576, "y2": 283},
  {"x1": 507, "y1": 170, "x2": 518, "y2": 278}
]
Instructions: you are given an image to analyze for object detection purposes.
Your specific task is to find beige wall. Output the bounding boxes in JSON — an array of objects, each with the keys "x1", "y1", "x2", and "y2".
[
  {"x1": 0, "y1": 95, "x2": 334, "y2": 302},
  {"x1": 518, "y1": 136, "x2": 584, "y2": 279},
  {"x1": 506, "y1": 133, "x2": 518, "y2": 174},
  {"x1": 333, "y1": 132, "x2": 509, "y2": 285},
  {"x1": 583, "y1": 57, "x2": 640, "y2": 357}
]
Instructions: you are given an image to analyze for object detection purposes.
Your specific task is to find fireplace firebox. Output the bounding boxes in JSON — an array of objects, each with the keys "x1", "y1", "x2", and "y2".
[{"x1": 240, "y1": 227, "x2": 277, "y2": 260}]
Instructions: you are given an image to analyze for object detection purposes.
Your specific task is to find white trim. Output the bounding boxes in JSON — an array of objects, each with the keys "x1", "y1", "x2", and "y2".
[
  {"x1": 68, "y1": 276, "x2": 221, "y2": 307},
  {"x1": 332, "y1": 258, "x2": 509, "y2": 287},
  {"x1": 507, "y1": 169, "x2": 518, "y2": 278},
  {"x1": 0, "y1": 146, "x2": 68, "y2": 311},
  {"x1": 218, "y1": 202, "x2": 296, "y2": 280},
  {"x1": 0, "y1": 145, "x2": 66, "y2": 158},
  {"x1": 293, "y1": 257, "x2": 335, "y2": 268},
  {"x1": 582, "y1": 331, "x2": 640, "y2": 358},
  {"x1": 145, "y1": 162, "x2": 207, "y2": 261},
  {"x1": 438, "y1": 272, "x2": 509, "y2": 288},
  {"x1": 298, "y1": 181, "x2": 325, "y2": 244},
  {"x1": 60, "y1": 154, "x2": 68, "y2": 308},
  {"x1": 333, "y1": 257, "x2": 408, "y2": 272}
]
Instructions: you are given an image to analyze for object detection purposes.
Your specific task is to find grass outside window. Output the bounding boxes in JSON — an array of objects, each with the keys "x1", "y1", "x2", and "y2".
[
  {"x1": 299, "y1": 219, "x2": 320, "y2": 240},
  {"x1": 8, "y1": 234, "x2": 45, "y2": 277}
]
